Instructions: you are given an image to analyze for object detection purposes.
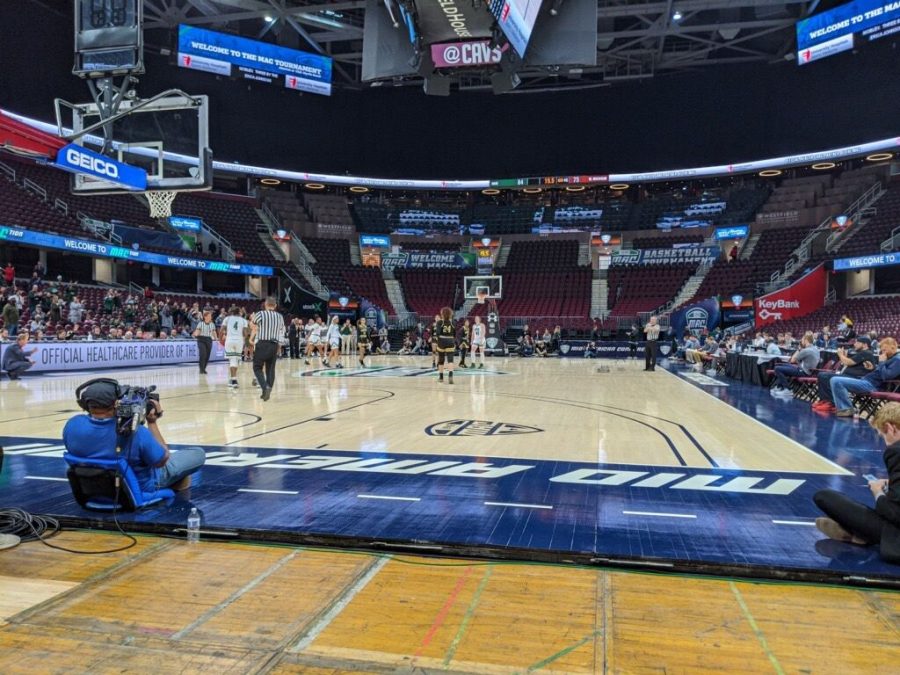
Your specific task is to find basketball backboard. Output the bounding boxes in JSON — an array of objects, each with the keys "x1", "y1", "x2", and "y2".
[
  {"x1": 464, "y1": 275, "x2": 503, "y2": 299},
  {"x1": 56, "y1": 90, "x2": 211, "y2": 197}
]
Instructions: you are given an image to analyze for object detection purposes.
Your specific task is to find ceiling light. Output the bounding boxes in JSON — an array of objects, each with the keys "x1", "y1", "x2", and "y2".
[
  {"x1": 259, "y1": 177, "x2": 281, "y2": 185},
  {"x1": 522, "y1": 187, "x2": 542, "y2": 194},
  {"x1": 672, "y1": 10, "x2": 683, "y2": 21},
  {"x1": 305, "y1": 183, "x2": 325, "y2": 190},
  {"x1": 349, "y1": 186, "x2": 369, "y2": 193},
  {"x1": 264, "y1": 15, "x2": 275, "y2": 23},
  {"x1": 565, "y1": 185, "x2": 586, "y2": 192},
  {"x1": 758, "y1": 169, "x2": 782, "y2": 177},
  {"x1": 482, "y1": 188, "x2": 500, "y2": 195},
  {"x1": 609, "y1": 183, "x2": 630, "y2": 190},
  {"x1": 812, "y1": 162, "x2": 836, "y2": 170},
  {"x1": 865, "y1": 153, "x2": 893, "y2": 162}
]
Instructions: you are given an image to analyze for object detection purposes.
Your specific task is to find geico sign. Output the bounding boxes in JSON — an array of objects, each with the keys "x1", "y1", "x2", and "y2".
[
  {"x1": 758, "y1": 298, "x2": 800, "y2": 309},
  {"x1": 65, "y1": 148, "x2": 120, "y2": 179}
]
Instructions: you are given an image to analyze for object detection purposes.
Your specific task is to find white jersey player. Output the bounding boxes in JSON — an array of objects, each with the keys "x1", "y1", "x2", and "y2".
[
  {"x1": 303, "y1": 318, "x2": 316, "y2": 364},
  {"x1": 325, "y1": 316, "x2": 343, "y2": 368},
  {"x1": 223, "y1": 307, "x2": 249, "y2": 387},
  {"x1": 470, "y1": 315, "x2": 486, "y2": 369}
]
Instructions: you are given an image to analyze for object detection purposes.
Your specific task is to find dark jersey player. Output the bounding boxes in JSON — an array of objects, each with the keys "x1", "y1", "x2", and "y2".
[
  {"x1": 430, "y1": 314, "x2": 440, "y2": 368},
  {"x1": 435, "y1": 306, "x2": 457, "y2": 384},
  {"x1": 458, "y1": 318, "x2": 471, "y2": 369},
  {"x1": 357, "y1": 317, "x2": 370, "y2": 367}
]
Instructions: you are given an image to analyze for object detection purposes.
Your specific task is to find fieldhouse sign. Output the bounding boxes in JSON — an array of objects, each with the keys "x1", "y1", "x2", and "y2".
[
  {"x1": 0, "y1": 339, "x2": 224, "y2": 374},
  {"x1": 0, "y1": 225, "x2": 273, "y2": 277},
  {"x1": 755, "y1": 264, "x2": 827, "y2": 327}
]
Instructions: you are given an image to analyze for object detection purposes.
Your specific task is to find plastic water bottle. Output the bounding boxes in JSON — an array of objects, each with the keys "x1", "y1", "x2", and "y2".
[{"x1": 186, "y1": 507, "x2": 200, "y2": 544}]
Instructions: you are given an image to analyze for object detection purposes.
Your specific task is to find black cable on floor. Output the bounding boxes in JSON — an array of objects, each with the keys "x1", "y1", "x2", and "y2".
[{"x1": 0, "y1": 507, "x2": 137, "y2": 554}]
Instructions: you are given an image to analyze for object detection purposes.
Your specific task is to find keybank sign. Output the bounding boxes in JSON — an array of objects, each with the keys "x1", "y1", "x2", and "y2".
[
  {"x1": 54, "y1": 143, "x2": 147, "y2": 191},
  {"x1": 0, "y1": 225, "x2": 273, "y2": 277}
]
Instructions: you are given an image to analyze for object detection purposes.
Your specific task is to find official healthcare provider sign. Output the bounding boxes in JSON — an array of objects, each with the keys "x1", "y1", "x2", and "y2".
[
  {"x1": 169, "y1": 216, "x2": 202, "y2": 232},
  {"x1": 612, "y1": 246, "x2": 718, "y2": 266},
  {"x1": 381, "y1": 252, "x2": 472, "y2": 271},
  {"x1": 0, "y1": 225, "x2": 273, "y2": 277},
  {"x1": 54, "y1": 143, "x2": 147, "y2": 191},
  {"x1": 0, "y1": 339, "x2": 224, "y2": 374},
  {"x1": 755, "y1": 264, "x2": 827, "y2": 328},
  {"x1": 833, "y1": 251, "x2": 900, "y2": 271},
  {"x1": 178, "y1": 25, "x2": 332, "y2": 96},
  {"x1": 431, "y1": 40, "x2": 504, "y2": 67}
]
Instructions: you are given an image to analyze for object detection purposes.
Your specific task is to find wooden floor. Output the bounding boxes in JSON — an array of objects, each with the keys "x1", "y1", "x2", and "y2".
[
  {"x1": 0, "y1": 531, "x2": 898, "y2": 674},
  {"x1": 0, "y1": 356, "x2": 848, "y2": 473}
]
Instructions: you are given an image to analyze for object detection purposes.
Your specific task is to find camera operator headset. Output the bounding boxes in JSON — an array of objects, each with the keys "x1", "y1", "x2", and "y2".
[{"x1": 64, "y1": 379, "x2": 205, "y2": 495}]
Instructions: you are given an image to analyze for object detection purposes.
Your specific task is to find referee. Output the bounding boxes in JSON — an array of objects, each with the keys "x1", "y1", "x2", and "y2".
[
  {"x1": 644, "y1": 315, "x2": 661, "y2": 372},
  {"x1": 192, "y1": 310, "x2": 218, "y2": 374},
  {"x1": 250, "y1": 297, "x2": 286, "y2": 401}
]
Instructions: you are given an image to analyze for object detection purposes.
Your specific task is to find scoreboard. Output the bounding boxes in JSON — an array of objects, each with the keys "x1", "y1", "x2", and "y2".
[{"x1": 490, "y1": 174, "x2": 609, "y2": 188}]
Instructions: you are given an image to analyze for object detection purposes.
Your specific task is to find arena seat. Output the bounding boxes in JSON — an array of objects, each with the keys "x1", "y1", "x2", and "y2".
[{"x1": 396, "y1": 269, "x2": 465, "y2": 317}]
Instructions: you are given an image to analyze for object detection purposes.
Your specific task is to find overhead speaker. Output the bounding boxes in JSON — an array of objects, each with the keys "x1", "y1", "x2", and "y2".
[
  {"x1": 423, "y1": 76, "x2": 451, "y2": 96},
  {"x1": 491, "y1": 71, "x2": 521, "y2": 94}
]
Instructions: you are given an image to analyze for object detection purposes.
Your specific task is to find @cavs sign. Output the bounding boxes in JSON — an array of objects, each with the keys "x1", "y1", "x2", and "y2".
[{"x1": 431, "y1": 40, "x2": 505, "y2": 67}]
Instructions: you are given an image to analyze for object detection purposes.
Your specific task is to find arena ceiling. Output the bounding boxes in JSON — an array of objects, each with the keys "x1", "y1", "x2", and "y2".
[{"x1": 133, "y1": 0, "x2": 830, "y2": 91}]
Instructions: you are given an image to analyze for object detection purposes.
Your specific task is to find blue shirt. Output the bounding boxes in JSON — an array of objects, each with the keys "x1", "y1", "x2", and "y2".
[
  {"x1": 864, "y1": 354, "x2": 900, "y2": 389},
  {"x1": 62, "y1": 415, "x2": 166, "y2": 493}
]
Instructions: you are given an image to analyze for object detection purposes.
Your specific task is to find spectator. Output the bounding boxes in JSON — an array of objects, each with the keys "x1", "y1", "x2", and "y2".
[
  {"x1": 68, "y1": 296, "x2": 84, "y2": 324},
  {"x1": 49, "y1": 295, "x2": 61, "y2": 323},
  {"x1": 765, "y1": 335, "x2": 782, "y2": 356},
  {"x1": 3, "y1": 262, "x2": 14, "y2": 286},
  {"x1": 143, "y1": 285, "x2": 155, "y2": 300},
  {"x1": 812, "y1": 337, "x2": 877, "y2": 413},
  {"x1": 33, "y1": 260, "x2": 45, "y2": 279},
  {"x1": 2, "y1": 298, "x2": 19, "y2": 337},
  {"x1": 830, "y1": 338, "x2": 900, "y2": 417},
  {"x1": 728, "y1": 243, "x2": 738, "y2": 263},
  {"x1": 87, "y1": 325, "x2": 103, "y2": 341},
  {"x1": 812, "y1": 402, "x2": 900, "y2": 563},
  {"x1": 771, "y1": 335, "x2": 820, "y2": 398},
  {"x1": 2, "y1": 333, "x2": 36, "y2": 380},
  {"x1": 209, "y1": 241, "x2": 218, "y2": 256}
]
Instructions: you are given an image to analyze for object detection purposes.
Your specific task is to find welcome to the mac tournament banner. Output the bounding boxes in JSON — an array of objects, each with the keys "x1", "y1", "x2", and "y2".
[{"x1": 670, "y1": 298, "x2": 721, "y2": 337}]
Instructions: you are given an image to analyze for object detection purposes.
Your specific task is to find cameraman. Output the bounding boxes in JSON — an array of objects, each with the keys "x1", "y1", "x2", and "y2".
[{"x1": 63, "y1": 380, "x2": 205, "y2": 493}]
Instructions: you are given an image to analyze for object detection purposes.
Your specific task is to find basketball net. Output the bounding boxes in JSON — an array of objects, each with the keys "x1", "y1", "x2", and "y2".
[{"x1": 145, "y1": 190, "x2": 179, "y2": 219}]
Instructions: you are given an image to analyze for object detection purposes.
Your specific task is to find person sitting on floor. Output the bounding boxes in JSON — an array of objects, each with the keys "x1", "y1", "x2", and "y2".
[
  {"x1": 534, "y1": 337, "x2": 549, "y2": 357},
  {"x1": 813, "y1": 402, "x2": 900, "y2": 564},
  {"x1": 771, "y1": 335, "x2": 820, "y2": 399},
  {"x1": 829, "y1": 338, "x2": 900, "y2": 418},
  {"x1": 812, "y1": 337, "x2": 877, "y2": 414}
]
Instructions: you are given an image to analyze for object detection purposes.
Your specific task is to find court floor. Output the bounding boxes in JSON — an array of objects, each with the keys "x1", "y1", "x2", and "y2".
[{"x1": 1, "y1": 354, "x2": 897, "y2": 584}]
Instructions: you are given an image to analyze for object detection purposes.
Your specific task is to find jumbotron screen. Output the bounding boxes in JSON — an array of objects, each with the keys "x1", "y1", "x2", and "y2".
[
  {"x1": 796, "y1": 0, "x2": 900, "y2": 65},
  {"x1": 489, "y1": 0, "x2": 546, "y2": 58}
]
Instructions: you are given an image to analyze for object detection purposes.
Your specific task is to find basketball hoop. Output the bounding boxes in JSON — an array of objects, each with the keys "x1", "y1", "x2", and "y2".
[
  {"x1": 145, "y1": 190, "x2": 179, "y2": 219},
  {"x1": 476, "y1": 289, "x2": 488, "y2": 305}
]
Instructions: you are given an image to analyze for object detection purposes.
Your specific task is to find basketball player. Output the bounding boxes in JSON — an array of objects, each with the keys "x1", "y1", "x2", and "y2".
[
  {"x1": 303, "y1": 318, "x2": 316, "y2": 365},
  {"x1": 223, "y1": 306, "x2": 249, "y2": 388},
  {"x1": 470, "y1": 315, "x2": 486, "y2": 369},
  {"x1": 430, "y1": 313, "x2": 440, "y2": 368},
  {"x1": 435, "y1": 307, "x2": 457, "y2": 383},
  {"x1": 457, "y1": 318, "x2": 471, "y2": 368},
  {"x1": 357, "y1": 317, "x2": 371, "y2": 367},
  {"x1": 314, "y1": 316, "x2": 327, "y2": 362},
  {"x1": 325, "y1": 315, "x2": 342, "y2": 368}
]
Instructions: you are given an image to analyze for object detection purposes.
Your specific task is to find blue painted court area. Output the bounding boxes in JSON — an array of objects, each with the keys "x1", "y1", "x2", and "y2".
[{"x1": 2, "y1": 426, "x2": 897, "y2": 583}]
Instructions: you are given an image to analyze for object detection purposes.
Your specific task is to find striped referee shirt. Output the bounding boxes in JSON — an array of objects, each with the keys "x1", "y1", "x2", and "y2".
[
  {"x1": 252, "y1": 310, "x2": 286, "y2": 342},
  {"x1": 645, "y1": 323, "x2": 661, "y2": 341},
  {"x1": 195, "y1": 321, "x2": 218, "y2": 339}
]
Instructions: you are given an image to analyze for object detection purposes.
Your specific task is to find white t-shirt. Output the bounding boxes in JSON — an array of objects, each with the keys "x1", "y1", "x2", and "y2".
[
  {"x1": 311, "y1": 323, "x2": 324, "y2": 342},
  {"x1": 224, "y1": 316, "x2": 248, "y2": 343}
]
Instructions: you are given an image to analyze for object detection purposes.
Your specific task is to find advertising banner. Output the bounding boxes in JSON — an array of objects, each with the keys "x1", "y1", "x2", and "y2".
[
  {"x1": 54, "y1": 143, "x2": 147, "y2": 191},
  {"x1": 282, "y1": 283, "x2": 327, "y2": 317},
  {"x1": 0, "y1": 339, "x2": 223, "y2": 374},
  {"x1": 178, "y1": 25, "x2": 332, "y2": 96},
  {"x1": 796, "y1": 0, "x2": 900, "y2": 51},
  {"x1": 0, "y1": 224, "x2": 273, "y2": 276},
  {"x1": 169, "y1": 216, "x2": 203, "y2": 232},
  {"x1": 755, "y1": 264, "x2": 827, "y2": 327},
  {"x1": 381, "y1": 252, "x2": 472, "y2": 271},
  {"x1": 558, "y1": 341, "x2": 646, "y2": 358},
  {"x1": 714, "y1": 225, "x2": 749, "y2": 240},
  {"x1": 431, "y1": 40, "x2": 505, "y2": 67},
  {"x1": 670, "y1": 298, "x2": 721, "y2": 337},
  {"x1": 612, "y1": 246, "x2": 718, "y2": 266},
  {"x1": 833, "y1": 251, "x2": 900, "y2": 271},
  {"x1": 359, "y1": 234, "x2": 391, "y2": 248}
]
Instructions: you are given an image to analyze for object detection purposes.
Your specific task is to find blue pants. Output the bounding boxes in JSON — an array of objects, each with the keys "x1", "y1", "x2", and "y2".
[
  {"x1": 157, "y1": 446, "x2": 205, "y2": 488},
  {"x1": 4, "y1": 361, "x2": 32, "y2": 379},
  {"x1": 773, "y1": 364, "x2": 803, "y2": 390},
  {"x1": 829, "y1": 376, "x2": 876, "y2": 411}
]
